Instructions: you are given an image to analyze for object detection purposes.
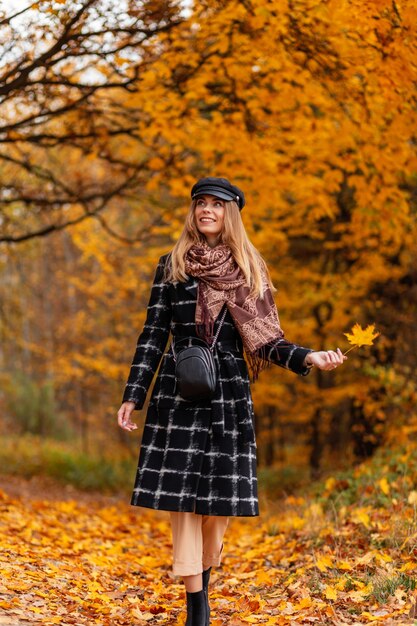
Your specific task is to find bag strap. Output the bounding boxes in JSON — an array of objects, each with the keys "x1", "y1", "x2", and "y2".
[
  {"x1": 171, "y1": 303, "x2": 228, "y2": 361},
  {"x1": 209, "y1": 303, "x2": 228, "y2": 352}
]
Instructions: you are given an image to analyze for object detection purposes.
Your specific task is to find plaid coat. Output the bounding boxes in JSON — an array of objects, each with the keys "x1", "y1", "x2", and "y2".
[{"x1": 121, "y1": 253, "x2": 314, "y2": 517}]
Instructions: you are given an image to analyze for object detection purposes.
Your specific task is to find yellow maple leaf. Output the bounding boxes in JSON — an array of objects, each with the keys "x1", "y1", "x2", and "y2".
[
  {"x1": 347, "y1": 583, "x2": 374, "y2": 603},
  {"x1": 336, "y1": 560, "x2": 353, "y2": 571},
  {"x1": 399, "y1": 561, "x2": 417, "y2": 572},
  {"x1": 324, "y1": 585, "x2": 338, "y2": 600},
  {"x1": 324, "y1": 476, "x2": 337, "y2": 492},
  {"x1": 379, "y1": 477, "x2": 390, "y2": 495},
  {"x1": 352, "y1": 508, "x2": 371, "y2": 528},
  {"x1": 343, "y1": 323, "x2": 380, "y2": 355},
  {"x1": 316, "y1": 554, "x2": 334, "y2": 571}
]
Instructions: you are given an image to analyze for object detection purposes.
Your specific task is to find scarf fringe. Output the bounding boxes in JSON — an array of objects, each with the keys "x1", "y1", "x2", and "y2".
[
  {"x1": 245, "y1": 344, "x2": 272, "y2": 383},
  {"x1": 196, "y1": 300, "x2": 281, "y2": 384},
  {"x1": 196, "y1": 284, "x2": 215, "y2": 345}
]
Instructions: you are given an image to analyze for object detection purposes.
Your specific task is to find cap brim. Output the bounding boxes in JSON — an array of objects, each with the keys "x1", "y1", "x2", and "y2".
[{"x1": 192, "y1": 185, "x2": 237, "y2": 202}]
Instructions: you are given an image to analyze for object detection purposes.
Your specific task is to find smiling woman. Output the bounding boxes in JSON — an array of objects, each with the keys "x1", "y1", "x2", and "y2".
[
  {"x1": 117, "y1": 176, "x2": 347, "y2": 625},
  {"x1": 194, "y1": 195, "x2": 226, "y2": 247}
]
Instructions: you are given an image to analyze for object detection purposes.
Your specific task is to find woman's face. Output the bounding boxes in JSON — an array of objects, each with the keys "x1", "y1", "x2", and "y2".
[{"x1": 194, "y1": 194, "x2": 225, "y2": 244}]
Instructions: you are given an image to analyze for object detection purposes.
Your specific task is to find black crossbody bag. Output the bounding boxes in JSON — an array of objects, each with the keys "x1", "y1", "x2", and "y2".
[{"x1": 171, "y1": 304, "x2": 228, "y2": 402}]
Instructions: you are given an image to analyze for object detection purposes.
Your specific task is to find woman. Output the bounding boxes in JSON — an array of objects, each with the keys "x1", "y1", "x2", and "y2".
[{"x1": 117, "y1": 176, "x2": 346, "y2": 625}]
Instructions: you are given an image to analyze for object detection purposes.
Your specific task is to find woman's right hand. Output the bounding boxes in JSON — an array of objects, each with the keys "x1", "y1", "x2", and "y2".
[{"x1": 117, "y1": 401, "x2": 138, "y2": 431}]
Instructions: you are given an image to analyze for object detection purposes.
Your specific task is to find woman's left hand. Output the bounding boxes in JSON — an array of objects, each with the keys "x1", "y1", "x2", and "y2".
[{"x1": 305, "y1": 348, "x2": 347, "y2": 371}]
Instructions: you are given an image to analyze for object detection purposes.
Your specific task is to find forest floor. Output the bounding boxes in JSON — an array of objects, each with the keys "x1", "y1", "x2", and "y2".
[{"x1": 1, "y1": 445, "x2": 417, "y2": 626}]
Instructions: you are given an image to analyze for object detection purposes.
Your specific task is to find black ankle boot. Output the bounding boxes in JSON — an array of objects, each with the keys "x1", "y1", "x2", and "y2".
[
  {"x1": 202, "y1": 567, "x2": 212, "y2": 625},
  {"x1": 185, "y1": 588, "x2": 207, "y2": 626}
]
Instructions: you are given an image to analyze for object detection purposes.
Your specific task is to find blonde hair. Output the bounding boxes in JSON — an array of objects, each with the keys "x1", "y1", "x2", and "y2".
[{"x1": 164, "y1": 199, "x2": 276, "y2": 298}]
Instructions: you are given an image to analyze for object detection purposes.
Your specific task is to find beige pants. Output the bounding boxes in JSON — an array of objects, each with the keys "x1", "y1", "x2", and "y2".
[{"x1": 169, "y1": 511, "x2": 230, "y2": 576}]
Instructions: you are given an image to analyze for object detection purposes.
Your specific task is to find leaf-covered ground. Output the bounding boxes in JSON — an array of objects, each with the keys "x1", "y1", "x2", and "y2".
[{"x1": 1, "y1": 445, "x2": 417, "y2": 625}]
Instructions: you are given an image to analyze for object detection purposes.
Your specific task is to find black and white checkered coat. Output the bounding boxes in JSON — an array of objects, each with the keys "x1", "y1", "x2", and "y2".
[{"x1": 122, "y1": 253, "x2": 314, "y2": 517}]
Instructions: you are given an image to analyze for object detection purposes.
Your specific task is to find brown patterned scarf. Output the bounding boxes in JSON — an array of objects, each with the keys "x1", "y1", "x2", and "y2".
[{"x1": 184, "y1": 240, "x2": 285, "y2": 380}]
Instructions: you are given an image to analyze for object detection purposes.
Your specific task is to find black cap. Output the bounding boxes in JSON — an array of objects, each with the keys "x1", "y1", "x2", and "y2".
[{"x1": 191, "y1": 176, "x2": 245, "y2": 210}]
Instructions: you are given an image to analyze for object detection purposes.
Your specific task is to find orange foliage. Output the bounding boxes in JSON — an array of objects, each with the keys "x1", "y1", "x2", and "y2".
[
  {"x1": 2, "y1": 449, "x2": 417, "y2": 625},
  {"x1": 1, "y1": 0, "x2": 416, "y2": 471}
]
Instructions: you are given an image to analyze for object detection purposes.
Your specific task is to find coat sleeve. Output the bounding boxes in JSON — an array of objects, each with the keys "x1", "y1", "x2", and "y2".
[
  {"x1": 261, "y1": 337, "x2": 315, "y2": 376},
  {"x1": 121, "y1": 255, "x2": 172, "y2": 409}
]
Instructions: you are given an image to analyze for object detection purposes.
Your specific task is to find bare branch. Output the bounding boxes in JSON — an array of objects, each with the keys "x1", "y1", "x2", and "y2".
[
  {"x1": 0, "y1": 2, "x2": 34, "y2": 27},
  {"x1": 0, "y1": 169, "x2": 140, "y2": 243},
  {"x1": 0, "y1": 0, "x2": 184, "y2": 242}
]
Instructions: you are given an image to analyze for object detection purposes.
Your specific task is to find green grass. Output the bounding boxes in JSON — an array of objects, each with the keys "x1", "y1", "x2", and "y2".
[
  {"x1": 366, "y1": 572, "x2": 417, "y2": 603},
  {"x1": 311, "y1": 443, "x2": 417, "y2": 512},
  {"x1": 0, "y1": 434, "x2": 134, "y2": 493},
  {"x1": 257, "y1": 464, "x2": 310, "y2": 496},
  {"x1": 3, "y1": 431, "x2": 417, "y2": 512}
]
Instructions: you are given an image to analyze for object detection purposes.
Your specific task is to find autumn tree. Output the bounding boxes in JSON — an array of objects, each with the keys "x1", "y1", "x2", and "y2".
[
  {"x1": 1, "y1": 0, "x2": 416, "y2": 475},
  {"x1": 0, "y1": 0, "x2": 184, "y2": 243}
]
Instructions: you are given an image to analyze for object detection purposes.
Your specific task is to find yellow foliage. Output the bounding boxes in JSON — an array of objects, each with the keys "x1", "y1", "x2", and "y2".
[{"x1": 1, "y1": 0, "x2": 417, "y2": 482}]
